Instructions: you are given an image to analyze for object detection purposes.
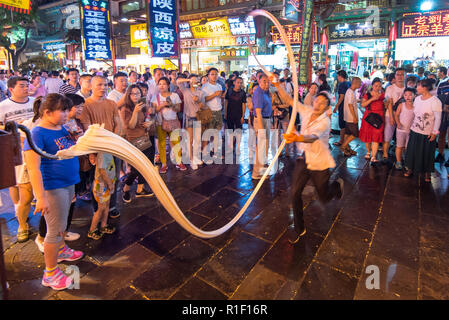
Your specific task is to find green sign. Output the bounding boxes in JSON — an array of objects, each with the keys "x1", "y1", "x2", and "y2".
[{"x1": 298, "y1": 0, "x2": 314, "y2": 85}]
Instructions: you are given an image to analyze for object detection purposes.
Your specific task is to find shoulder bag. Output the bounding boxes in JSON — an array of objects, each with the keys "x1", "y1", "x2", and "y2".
[
  {"x1": 158, "y1": 94, "x2": 181, "y2": 132},
  {"x1": 364, "y1": 92, "x2": 384, "y2": 129}
]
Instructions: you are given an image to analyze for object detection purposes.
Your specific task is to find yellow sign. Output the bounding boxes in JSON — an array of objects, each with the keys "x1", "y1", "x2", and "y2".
[
  {"x1": 130, "y1": 24, "x2": 148, "y2": 48},
  {"x1": 190, "y1": 18, "x2": 231, "y2": 39},
  {"x1": 0, "y1": 0, "x2": 31, "y2": 12}
]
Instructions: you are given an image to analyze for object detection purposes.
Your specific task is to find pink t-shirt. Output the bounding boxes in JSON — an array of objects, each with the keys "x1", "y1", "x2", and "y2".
[{"x1": 29, "y1": 84, "x2": 47, "y2": 98}]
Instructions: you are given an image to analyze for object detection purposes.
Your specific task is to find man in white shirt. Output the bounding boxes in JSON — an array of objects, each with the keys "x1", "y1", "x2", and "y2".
[
  {"x1": 340, "y1": 77, "x2": 361, "y2": 156},
  {"x1": 272, "y1": 80, "x2": 344, "y2": 244},
  {"x1": 44, "y1": 71, "x2": 64, "y2": 94},
  {"x1": 370, "y1": 65, "x2": 384, "y2": 81},
  {"x1": 0, "y1": 76, "x2": 35, "y2": 243},
  {"x1": 107, "y1": 72, "x2": 128, "y2": 108},
  {"x1": 383, "y1": 68, "x2": 405, "y2": 161},
  {"x1": 76, "y1": 74, "x2": 92, "y2": 99},
  {"x1": 202, "y1": 67, "x2": 224, "y2": 161}
]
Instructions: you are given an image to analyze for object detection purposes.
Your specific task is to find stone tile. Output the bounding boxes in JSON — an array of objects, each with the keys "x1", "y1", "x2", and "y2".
[
  {"x1": 315, "y1": 222, "x2": 371, "y2": 277},
  {"x1": 132, "y1": 237, "x2": 217, "y2": 299},
  {"x1": 387, "y1": 176, "x2": 419, "y2": 199},
  {"x1": 139, "y1": 212, "x2": 209, "y2": 256},
  {"x1": 419, "y1": 247, "x2": 449, "y2": 280},
  {"x1": 303, "y1": 200, "x2": 340, "y2": 237},
  {"x1": 420, "y1": 214, "x2": 449, "y2": 235},
  {"x1": 192, "y1": 175, "x2": 237, "y2": 197},
  {"x1": 113, "y1": 286, "x2": 147, "y2": 300},
  {"x1": 6, "y1": 278, "x2": 57, "y2": 300},
  {"x1": 170, "y1": 277, "x2": 228, "y2": 300},
  {"x1": 420, "y1": 229, "x2": 449, "y2": 254},
  {"x1": 337, "y1": 197, "x2": 380, "y2": 233},
  {"x1": 294, "y1": 262, "x2": 358, "y2": 300},
  {"x1": 57, "y1": 243, "x2": 160, "y2": 300},
  {"x1": 354, "y1": 254, "x2": 418, "y2": 300},
  {"x1": 370, "y1": 219, "x2": 419, "y2": 271},
  {"x1": 191, "y1": 188, "x2": 244, "y2": 219},
  {"x1": 381, "y1": 194, "x2": 419, "y2": 226},
  {"x1": 230, "y1": 264, "x2": 286, "y2": 300},
  {"x1": 174, "y1": 190, "x2": 208, "y2": 212},
  {"x1": 261, "y1": 231, "x2": 323, "y2": 281},
  {"x1": 419, "y1": 272, "x2": 449, "y2": 300},
  {"x1": 197, "y1": 232, "x2": 271, "y2": 296}
]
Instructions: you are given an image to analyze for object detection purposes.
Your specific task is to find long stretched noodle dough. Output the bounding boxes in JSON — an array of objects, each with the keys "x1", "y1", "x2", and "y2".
[{"x1": 57, "y1": 10, "x2": 301, "y2": 238}]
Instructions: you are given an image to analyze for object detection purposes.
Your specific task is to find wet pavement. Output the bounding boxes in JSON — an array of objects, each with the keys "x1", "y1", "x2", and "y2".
[{"x1": 1, "y1": 125, "x2": 449, "y2": 300}]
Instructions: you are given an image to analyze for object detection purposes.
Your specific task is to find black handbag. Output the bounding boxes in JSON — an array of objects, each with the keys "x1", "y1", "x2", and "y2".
[{"x1": 365, "y1": 92, "x2": 383, "y2": 129}]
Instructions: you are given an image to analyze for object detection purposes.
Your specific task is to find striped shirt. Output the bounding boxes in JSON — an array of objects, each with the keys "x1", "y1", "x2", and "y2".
[{"x1": 59, "y1": 82, "x2": 81, "y2": 95}]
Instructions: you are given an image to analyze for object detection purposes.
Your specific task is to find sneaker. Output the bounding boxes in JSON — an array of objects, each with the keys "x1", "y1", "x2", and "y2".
[
  {"x1": 136, "y1": 189, "x2": 154, "y2": 198},
  {"x1": 288, "y1": 227, "x2": 307, "y2": 245},
  {"x1": 100, "y1": 224, "x2": 116, "y2": 234},
  {"x1": 122, "y1": 191, "x2": 131, "y2": 203},
  {"x1": 78, "y1": 192, "x2": 92, "y2": 201},
  {"x1": 64, "y1": 232, "x2": 80, "y2": 241},
  {"x1": 348, "y1": 148, "x2": 357, "y2": 156},
  {"x1": 336, "y1": 178, "x2": 344, "y2": 200},
  {"x1": 87, "y1": 229, "x2": 103, "y2": 240},
  {"x1": 35, "y1": 236, "x2": 44, "y2": 253},
  {"x1": 176, "y1": 163, "x2": 187, "y2": 171},
  {"x1": 109, "y1": 209, "x2": 121, "y2": 219},
  {"x1": 191, "y1": 163, "x2": 198, "y2": 170},
  {"x1": 57, "y1": 245, "x2": 84, "y2": 263},
  {"x1": 159, "y1": 165, "x2": 168, "y2": 174},
  {"x1": 435, "y1": 153, "x2": 445, "y2": 163},
  {"x1": 17, "y1": 229, "x2": 29, "y2": 243},
  {"x1": 41, "y1": 268, "x2": 73, "y2": 290},
  {"x1": 394, "y1": 162, "x2": 403, "y2": 170}
]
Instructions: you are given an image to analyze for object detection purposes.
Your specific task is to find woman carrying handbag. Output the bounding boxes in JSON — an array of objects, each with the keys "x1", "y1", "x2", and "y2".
[
  {"x1": 119, "y1": 85, "x2": 155, "y2": 203},
  {"x1": 359, "y1": 78, "x2": 385, "y2": 164},
  {"x1": 151, "y1": 77, "x2": 186, "y2": 174}
]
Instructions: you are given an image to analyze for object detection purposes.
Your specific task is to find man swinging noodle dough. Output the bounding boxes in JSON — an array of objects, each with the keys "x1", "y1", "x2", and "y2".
[{"x1": 270, "y1": 76, "x2": 344, "y2": 244}]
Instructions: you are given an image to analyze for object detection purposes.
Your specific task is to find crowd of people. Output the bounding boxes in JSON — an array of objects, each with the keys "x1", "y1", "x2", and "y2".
[{"x1": 0, "y1": 61, "x2": 448, "y2": 290}]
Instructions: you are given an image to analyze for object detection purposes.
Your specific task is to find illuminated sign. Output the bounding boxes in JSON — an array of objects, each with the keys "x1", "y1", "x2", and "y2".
[
  {"x1": 227, "y1": 16, "x2": 256, "y2": 35},
  {"x1": 179, "y1": 22, "x2": 192, "y2": 39},
  {"x1": 282, "y1": 0, "x2": 303, "y2": 23},
  {"x1": 328, "y1": 22, "x2": 388, "y2": 41},
  {"x1": 130, "y1": 24, "x2": 148, "y2": 48},
  {"x1": 0, "y1": 0, "x2": 30, "y2": 13},
  {"x1": 399, "y1": 10, "x2": 449, "y2": 38},
  {"x1": 271, "y1": 24, "x2": 318, "y2": 45},
  {"x1": 42, "y1": 42, "x2": 66, "y2": 52},
  {"x1": 220, "y1": 48, "x2": 249, "y2": 59},
  {"x1": 190, "y1": 18, "x2": 231, "y2": 38},
  {"x1": 81, "y1": 0, "x2": 112, "y2": 60},
  {"x1": 298, "y1": 0, "x2": 313, "y2": 85},
  {"x1": 180, "y1": 35, "x2": 255, "y2": 48},
  {"x1": 149, "y1": 0, "x2": 178, "y2": 58}
]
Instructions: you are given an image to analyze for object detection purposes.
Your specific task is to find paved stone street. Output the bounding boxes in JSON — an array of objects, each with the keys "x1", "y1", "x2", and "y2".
[{"x1": 1, "y1": 126, "x2": 449, "y2": 300}]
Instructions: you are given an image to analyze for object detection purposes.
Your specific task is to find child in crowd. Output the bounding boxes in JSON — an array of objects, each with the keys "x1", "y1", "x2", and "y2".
[
  {"x1": 394, "y1": 88, "x2": 416, "y2": 170},
  {"x1": 340, "y1": 77, "x2": 362, "y2": 156},
  {"x1": 87, "y1": 152, "x2": 117, "y2": 240},
  {"x1": 23, "y1": 94, "x2": 84, "y2": 290}
]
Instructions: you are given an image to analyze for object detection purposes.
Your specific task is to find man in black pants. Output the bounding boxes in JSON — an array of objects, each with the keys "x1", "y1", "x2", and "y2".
[
  {"x1": 225, "y1": 76, "x2": 246, "y2": 156},
  {"x1": 272, "y1": 78, "x2": 344, "y2": 244}
]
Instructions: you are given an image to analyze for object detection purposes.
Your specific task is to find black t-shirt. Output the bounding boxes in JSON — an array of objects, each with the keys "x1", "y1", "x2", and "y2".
[{"x1": 225, "y1": 89, "x2": 247, "y2": 120}]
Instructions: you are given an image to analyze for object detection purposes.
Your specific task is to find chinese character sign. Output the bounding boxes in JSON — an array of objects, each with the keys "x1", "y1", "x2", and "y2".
[
  {"x1": 149, "y1": 0, "x2": 178, "y2": 58},
  {"x1": 298, "y1": 0, "x2": 313, "y2": 85},
  {"x1": 81, "y1": 0, "x2": 112, "y2": 60},
  {"x1": 328, "y1": 22, "x2": 388, "y2": 42},
  {"x1": 399, "y1": 10, "x2": 449, "y2": 38},
  {"x1": 190, "y1": 18, "x2": 232, "y2": 39}
]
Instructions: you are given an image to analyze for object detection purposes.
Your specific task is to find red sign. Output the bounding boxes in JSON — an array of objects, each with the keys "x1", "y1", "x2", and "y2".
[
  {"x1": 271, "y1": 23, "x2": 318, "y2": 45},
  {"x1": 399, "y1": 9, "x2": 449, "y2": 38}
]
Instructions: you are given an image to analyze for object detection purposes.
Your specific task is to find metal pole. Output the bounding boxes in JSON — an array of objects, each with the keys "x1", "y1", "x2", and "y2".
[{"x1": 108, "y1": 0, "x2": 116, "y2": 73}]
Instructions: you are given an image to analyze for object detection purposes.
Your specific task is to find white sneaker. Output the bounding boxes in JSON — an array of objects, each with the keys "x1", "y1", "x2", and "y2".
[
  {"x1": 191, "y1": 163, "x2": 198, "y2": 170},
  {"x1": 64, "y1": 232, "x2": 80, "y2": 241},
  {"x1": 35, "y1": 237, "x2": 44, "y2": 253}
]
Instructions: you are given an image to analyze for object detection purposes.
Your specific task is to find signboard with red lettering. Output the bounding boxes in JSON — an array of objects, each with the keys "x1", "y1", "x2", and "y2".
[
  {"x1": 399, "y1": 9, "x2": 449, "y2": 38},
  {"x1": 271, "y1": 23, "x2": 318, "y2": 45}
]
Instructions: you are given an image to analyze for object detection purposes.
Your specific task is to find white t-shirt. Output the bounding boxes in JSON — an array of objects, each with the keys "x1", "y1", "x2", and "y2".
[
  {"x1": 410, "y1": 95, "x2": 442, "y2": 136},
  {"x1": 370, "y1": 70, "x2": 384, "y2": 81},
  {"x1": 107, "y1": 89, "x2": 124, "y2": 103},
  {"x1": 151, "y1": 93, "x2": 181, "y2": 121},
  {"x1": 385, "y1": 84, "x2": 405, "y2": 118},
  {"x1": 201, "y1": 82, "x2": 223, "y2": 111},
  {"x1": 344, "y1": 88, "x2": 358, "y2": 123},
  {"x1": 0, "y1": 97, "x2": 35, "y2": 126},
  {"x1": 44, "y1": 77, "x2": 63, "y2": 94}
]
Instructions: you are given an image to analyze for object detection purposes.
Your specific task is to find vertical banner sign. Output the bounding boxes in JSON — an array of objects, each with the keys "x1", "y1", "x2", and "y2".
[
  {"x1": 149, "y1": 0, "x2": 178, "y2": 58},
  {"x1": 81, "y1": 0, "x2": 112, "y2": 60},
  {"x1": 282, "y1": 0, "x2": 304, "y2": 23},
  {"x1": 298, "y1": 0, "x2": 314, "y2": 85}
]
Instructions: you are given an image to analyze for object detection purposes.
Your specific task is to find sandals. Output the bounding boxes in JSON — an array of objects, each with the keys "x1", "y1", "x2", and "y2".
[
  {"x1": 370, "y1": 157, "x2": 379, "y2": 164},
  {"x1": 404, "y1": 169, "x2": 412, "y2": 177},
  {"x1": 87, "y1": 229, "x2": 103, "y2": 240},
  {"x1": 424, "y1": 173, "x2": 431, "y2": 183},
  {"x1": 100, "y1": 224, "x2": 116, "y2": 234},
  {"x1": 333, "y1": 141, "x2": 342, "y2": 146},
  {"x1": 364, "y1": 153, "x2": 371, "y2": 160}
]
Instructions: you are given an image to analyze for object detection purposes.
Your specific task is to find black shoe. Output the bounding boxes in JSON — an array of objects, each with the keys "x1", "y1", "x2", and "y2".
[
  {"x1": 336, "y1": 178, "x2": 344, "y2": 200},
  {"x1": 109, "y1": 208, "x2": 121, "y2": 219},
  {"x1": 435, "y1": 153, "x2": 445, "y2": 163},
  {"x1": 122, "y1": 191, "x2": 131, "y2": 203},
  {"x1": 136, "y1": 189, "x2": 154, "y2": 198},
  {"x1": 288, "y1": 227, "x2": 307, "y2": 245}
]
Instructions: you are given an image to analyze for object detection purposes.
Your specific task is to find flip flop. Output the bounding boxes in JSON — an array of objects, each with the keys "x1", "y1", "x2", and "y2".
[{"x1": 333, "y1": 142, "x2": 342, "y2": 146}]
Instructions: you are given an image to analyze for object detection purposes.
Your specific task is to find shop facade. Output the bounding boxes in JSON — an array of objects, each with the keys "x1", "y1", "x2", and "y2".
[
  {"x1": 327, "y1": 21, "x2": 390, "y2": 78},
  {"x1": 394, "y1": 9, "x2": 449, "y2": 70},
  {"x1": 179, "y1": 15, "x2": 256, "y2": 74}
]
